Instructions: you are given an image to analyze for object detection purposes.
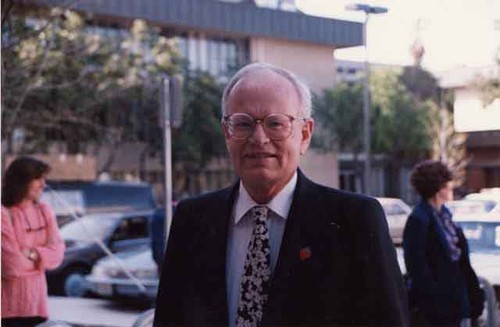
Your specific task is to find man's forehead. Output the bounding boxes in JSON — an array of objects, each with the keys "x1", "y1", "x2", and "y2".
[
  {"x1": 229, "y1": 70, "x2": 297, "y2": 100},
  {"x1": 235, "y1": 69, "x2": 292, "y2": 89}
]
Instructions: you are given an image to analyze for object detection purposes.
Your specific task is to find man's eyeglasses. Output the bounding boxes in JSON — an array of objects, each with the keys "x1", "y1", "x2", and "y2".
[{"x1": 222, "y1": 113, "x2": 307, "y2": 141}]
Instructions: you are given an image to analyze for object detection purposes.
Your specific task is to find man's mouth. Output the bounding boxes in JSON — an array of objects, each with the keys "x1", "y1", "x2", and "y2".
[{"x1": 245, "y1": 152, "x2": 276, "y2": 159}]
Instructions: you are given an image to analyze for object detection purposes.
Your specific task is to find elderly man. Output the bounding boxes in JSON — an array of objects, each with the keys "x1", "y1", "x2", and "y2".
[{"x1": 153, "y1": 63, "x2": 409, "y2": 327}]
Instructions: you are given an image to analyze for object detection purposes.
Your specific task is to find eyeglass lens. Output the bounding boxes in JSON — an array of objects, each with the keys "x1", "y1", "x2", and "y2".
[{"x1": 227, "y1": 114, "x2": 294, "y2": 140}]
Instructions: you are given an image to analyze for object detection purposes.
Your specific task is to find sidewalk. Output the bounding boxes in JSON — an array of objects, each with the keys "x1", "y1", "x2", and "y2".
[{"x1": 48, "y1": 296, "x2": 145, "y2": 327}]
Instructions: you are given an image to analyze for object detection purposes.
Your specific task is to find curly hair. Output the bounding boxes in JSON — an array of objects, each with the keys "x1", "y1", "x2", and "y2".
[
  {"x1": 410, "y1": 160, "x2": 453, "y2": 200},
  {"x1": 2, "y1": 156, "x2": 51, "y2": 207}
]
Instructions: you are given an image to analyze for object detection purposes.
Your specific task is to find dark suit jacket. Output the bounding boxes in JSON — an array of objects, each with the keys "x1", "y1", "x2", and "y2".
[
  {"x1": 154, "y1": 171, "x2": 409, "y2": 327},
  {"x1": 402, "y1": 201, "x2": 483, "y2": 325}
]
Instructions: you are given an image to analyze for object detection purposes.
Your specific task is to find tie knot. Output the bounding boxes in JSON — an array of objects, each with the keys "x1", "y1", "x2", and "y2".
[{"x1": 251, "y1": 205, "x2": 268, "y2": 223}]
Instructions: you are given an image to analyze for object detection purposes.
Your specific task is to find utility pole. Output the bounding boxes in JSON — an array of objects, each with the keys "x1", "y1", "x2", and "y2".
[
  {"x1": 345, "y1": 3, "x2": 388, "y2": 195},
  {"x1": 160, "y1": 75, "x2": 183, "y2": 241}
]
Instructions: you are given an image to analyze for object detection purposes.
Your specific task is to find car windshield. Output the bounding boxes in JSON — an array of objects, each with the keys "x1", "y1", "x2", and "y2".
[
  {"x1": 60, "y1": 216, "x2": 119, "y2": 241},
  {"x1": 40, "y1": 189, "x2": 85, "y2": 216},
  {"x1": 456, "y1": 221, "x2": 500, "y2": 254}
]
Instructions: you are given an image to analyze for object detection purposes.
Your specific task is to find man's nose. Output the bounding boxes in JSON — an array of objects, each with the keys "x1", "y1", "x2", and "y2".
[{"x1": 249, "y1": 122, "x2": 270, "y2": 143}]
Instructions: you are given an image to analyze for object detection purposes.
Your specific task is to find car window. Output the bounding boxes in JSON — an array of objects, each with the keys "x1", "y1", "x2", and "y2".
[
  {"x1": 111, "y1": 216, "x2": 149, "y2": 241},
  {"x1": 60, "y1": 216, "x2": 119, "y2": 241},
  {"x1": 383, "y1": 203, "x2": 406, "y2": 216}
]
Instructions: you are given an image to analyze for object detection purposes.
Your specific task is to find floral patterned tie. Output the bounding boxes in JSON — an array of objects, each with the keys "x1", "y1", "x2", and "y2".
[{"x1": 236, "y1": 206, "x2": 271, "y2": 327}]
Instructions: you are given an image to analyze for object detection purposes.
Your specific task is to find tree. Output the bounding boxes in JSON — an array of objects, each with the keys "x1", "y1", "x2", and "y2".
[
  {"x1": 399, "y1": 66, "x2": 439, "y2": 102},
  {"x1": 471, "y1": 72, "x2": 500, "y2": 107},
  {"x1": 400, "y1": 65, "x2": 469, "y2": 187},
  {"x1": 471, "y1": 47, "x2": 500, "y2": 106},
  {"x1": 371, "y1": 70, "x2": 431, "y2": 158},
  {"x1": 427, "y1": 99, "x2": 468, "y2": 187},
  {"x1": 171, "y1": 71, "x2": 227, "y2": 194},
  {"x1": 370, "y1": 70, "x2": 432, "y2": 196},
  {"x1": 312, "y1": 82, "x2": 363, "y2": 154},
  {"x1": 1, "y1": 6, "x2": 182, "y2": 159},
  {"x1": 312, "y1": 82, "x2": 364, "y2": 181}
]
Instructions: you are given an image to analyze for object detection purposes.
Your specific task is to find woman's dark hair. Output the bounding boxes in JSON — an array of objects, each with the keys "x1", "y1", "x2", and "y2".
[
  {"x1": 2, "y1": 156, "x2": 51, "y2": 207},
  {"x1": 410, "y1": 160, "x2": 453, "y2": 199}
]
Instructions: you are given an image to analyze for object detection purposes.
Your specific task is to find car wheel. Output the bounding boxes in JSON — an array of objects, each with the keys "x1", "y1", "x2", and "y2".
[{"x1": 63, "y1": 267, "x2": 89, "y2": 297}]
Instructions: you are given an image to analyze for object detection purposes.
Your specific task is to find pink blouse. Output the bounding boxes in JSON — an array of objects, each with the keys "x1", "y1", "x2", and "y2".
[{"x1": 1, "y1": 202, "x2": 65, "y2": 319}]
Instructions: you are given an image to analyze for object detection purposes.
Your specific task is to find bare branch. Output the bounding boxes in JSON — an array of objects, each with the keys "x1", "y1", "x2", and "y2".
[
  {"x1": 7, "y1": 36, "x2": 51, "y2": 128},
  {"x1": 30, "y1": 66, "x2": 92, "y2": 91},
  {"x1": 2, "y1": 0, "x2": 80, "y2": 50},
  {"x1": 1, "y1": 0, "x2": 15, "y2": 28}
]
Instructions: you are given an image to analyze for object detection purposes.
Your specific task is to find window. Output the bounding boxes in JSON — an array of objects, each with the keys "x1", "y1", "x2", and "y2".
[
  {"x1": 177, "y1": 35, "x2": 245, "y2": 78},
  {"x1": 112, "y1": 216, "x2": 148, "y2": 241}
]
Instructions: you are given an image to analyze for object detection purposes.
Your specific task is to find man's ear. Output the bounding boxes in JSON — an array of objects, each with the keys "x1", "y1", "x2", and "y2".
[{"x1": 300, "y1": 118, "x2": 314, "y2": 155}]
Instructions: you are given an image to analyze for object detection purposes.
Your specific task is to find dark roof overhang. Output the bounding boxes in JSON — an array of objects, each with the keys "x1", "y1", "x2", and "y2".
[{"x1": 29, "y1": 0, "x2": 362, "y2": 48}]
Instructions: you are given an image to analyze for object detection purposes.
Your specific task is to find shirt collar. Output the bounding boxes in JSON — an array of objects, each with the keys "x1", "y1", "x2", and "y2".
[{"x1": 233, "y1": 172, "x2": 297, "y2": 225}]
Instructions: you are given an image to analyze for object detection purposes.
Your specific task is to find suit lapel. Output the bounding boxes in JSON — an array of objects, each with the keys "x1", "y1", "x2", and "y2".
[
  {"x1": 421, "y1": 202, "x2": 450, "y2": 255},
  {"x1": 271, "y1": 171, "x2": 310, "y2": 286},
  {"x1": 263, "y1": 171, "x2": 341, "y2": 325},
  {"x1": 191, "y1": 184, "x2": 238, "y2": 326}
]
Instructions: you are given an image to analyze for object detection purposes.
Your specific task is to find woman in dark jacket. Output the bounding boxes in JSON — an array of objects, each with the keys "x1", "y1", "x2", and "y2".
[{"x1": 403, "y1": 160, "x2": 483, "y2": 326}]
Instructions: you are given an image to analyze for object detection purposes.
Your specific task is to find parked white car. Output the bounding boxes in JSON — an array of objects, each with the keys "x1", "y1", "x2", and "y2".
[
  {"x1": 85, "y1": 247, "x2": 159, "y2": 304},
  {"x1": 375, "y1": 197, "x2": 412, "y2": 244},
  {"x1": 446, "y1": 199, "x2": 498, "y2": 222},
  {"x1": 465, "y1": 188, "x2": 500, "y2": 203}
]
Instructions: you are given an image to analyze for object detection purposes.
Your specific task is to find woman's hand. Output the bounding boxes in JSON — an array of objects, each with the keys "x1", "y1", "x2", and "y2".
[{"x1": 23, "y1": 248, "x2": 39, "y2": 262}]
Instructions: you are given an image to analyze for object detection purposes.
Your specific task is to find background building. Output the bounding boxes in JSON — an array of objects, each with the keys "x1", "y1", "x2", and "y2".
[
  {"x1": 11, "y1": 0, "x2": 363, "y2": 198},
  {"x1": 438, "y1": 65, "x2": 500, "y2": 192}
]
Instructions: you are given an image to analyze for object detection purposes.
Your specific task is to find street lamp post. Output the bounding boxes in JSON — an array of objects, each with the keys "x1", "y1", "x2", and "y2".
[{"x1": 345, "y1": 3, "x2": 388, "y2": 196}]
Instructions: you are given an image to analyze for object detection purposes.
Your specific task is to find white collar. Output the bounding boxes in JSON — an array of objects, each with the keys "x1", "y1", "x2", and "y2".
[{"x1": 233, "y1": 172, "x2": 297, "y2": 225}]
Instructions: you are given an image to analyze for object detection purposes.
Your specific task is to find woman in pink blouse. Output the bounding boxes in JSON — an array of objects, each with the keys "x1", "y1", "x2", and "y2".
[{"x1": 1, "y1": 157, "x2": 65, "y2": 327}]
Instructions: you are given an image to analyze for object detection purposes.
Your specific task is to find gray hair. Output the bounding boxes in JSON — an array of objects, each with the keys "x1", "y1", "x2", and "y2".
[{"x1": 221, "y1": 62, "x2": 312, "y2": 118}]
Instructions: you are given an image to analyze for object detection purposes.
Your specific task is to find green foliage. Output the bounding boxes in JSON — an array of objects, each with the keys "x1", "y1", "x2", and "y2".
[
  {"x1": 371, "y1": 70, "x2": 432, "y2": 159},
  {"x1": 2, "y1": 8, "x2": 182, "y2": 154},
  {"x1": 312, "y1": 82, "x2": 363, "y2": 154},
  {"x1": 313, "y1": 71, "x2": 432, "y2": 161},
  {"x1": 2, "y1": 6, "x2": 228, "y2": 183},
  {"x1": 172, "y1": 71, "x2": 226, "y2": 168},
  {"x1": 399, "y1": 65, "x2": 468, "y2": 185},
  {"x1": 399, "y1": 66, "x2": 439, "y2": 102}
]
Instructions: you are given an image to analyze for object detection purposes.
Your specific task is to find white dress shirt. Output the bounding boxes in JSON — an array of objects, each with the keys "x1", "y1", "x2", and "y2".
[{"x1": 226, "y1": 172, "x2": 297, "y2": 327}]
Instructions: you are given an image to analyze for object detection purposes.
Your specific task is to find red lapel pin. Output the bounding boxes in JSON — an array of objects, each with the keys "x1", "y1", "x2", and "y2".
[{"x1": 299, "y1": 247, "x2": 312, "y2": 261}]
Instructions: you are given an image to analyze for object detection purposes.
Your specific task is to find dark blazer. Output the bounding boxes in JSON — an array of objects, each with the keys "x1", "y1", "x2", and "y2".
[
  {"x1": 154, "y1": 171, "x2": 409, "y2": 327},
  {"x1": 402, "y1": 201, "x2": 483, "y2": 325}
]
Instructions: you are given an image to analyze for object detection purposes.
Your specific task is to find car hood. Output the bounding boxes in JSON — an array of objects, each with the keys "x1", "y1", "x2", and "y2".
[{"x1": 96, "y1": 247, "x2": 156, "y2": 270}]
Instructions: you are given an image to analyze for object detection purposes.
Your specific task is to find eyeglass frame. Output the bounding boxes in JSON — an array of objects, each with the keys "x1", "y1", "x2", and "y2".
[{"x1": 221, "y1": 112, "x2": 308, "y2": 141}]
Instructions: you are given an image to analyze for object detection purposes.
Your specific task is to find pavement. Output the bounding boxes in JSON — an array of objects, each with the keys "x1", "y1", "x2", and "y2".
[
  {"x1": 48, "y1": 296, "x2": 499, "y2": 327},
  {"x1": 48, "y1": 297, "x2": 147, "y2": 327}
]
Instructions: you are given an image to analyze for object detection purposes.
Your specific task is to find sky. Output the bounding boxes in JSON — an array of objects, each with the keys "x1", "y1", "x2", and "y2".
[{"x1": 295, "y1": 0, "x2": 500, "y2": 73}]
